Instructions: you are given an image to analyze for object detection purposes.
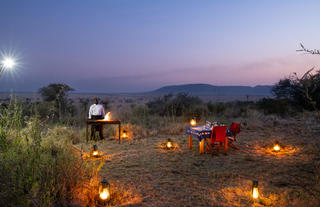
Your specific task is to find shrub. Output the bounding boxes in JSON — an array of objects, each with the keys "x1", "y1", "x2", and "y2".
[
  {"x1": 146, "y1": 93, "x2": 202, "y2": 117},
  {"x1": 272, "y1": 69, "x2": 320, "y2": 116},
  {"x1": 256, "y1": 98, "x2": 292, "y2": 117},
  {"x1": 207, "y1": 102, "x2": 227, "y2": 116},
  {"x1": 0, "y1": 100, "x2": 97, "y2": 206}
]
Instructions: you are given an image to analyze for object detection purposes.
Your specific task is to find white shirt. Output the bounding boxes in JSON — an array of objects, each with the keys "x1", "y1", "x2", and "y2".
[{"x1": 88, "y1": 104, "x2": 105, "y2": 119}]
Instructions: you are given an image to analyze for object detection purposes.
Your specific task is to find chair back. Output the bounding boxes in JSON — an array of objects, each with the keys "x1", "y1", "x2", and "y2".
[
  {"x1": 211, "y1": 126, "x2": 227, "y2": 143},
  {"x1": 230, "y1": 122, "x2": 240, "y2": 137}
]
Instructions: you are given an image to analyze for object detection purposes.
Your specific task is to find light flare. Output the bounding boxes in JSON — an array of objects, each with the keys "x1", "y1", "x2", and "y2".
[{"x1": 2, "y1": 57, "x2": 15, "y2": 69}]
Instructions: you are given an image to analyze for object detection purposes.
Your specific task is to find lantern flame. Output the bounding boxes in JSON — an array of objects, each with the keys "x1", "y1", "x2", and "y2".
[
  {"x1": 252, "y1": 187, "x2": 259, "y2": 199},
  {"x1": 122, "y1": 130, "x2": 128, "y2": 138},
  {"x1": 167, "y1": 141, "x2": 172, "y2": 149},
  {"x1": 104, "y1": 112, "x2": 111, "y2": 121},
  {"x1": 92, "y1": 150, "x2": 99, "y2": 156},
  {"x1": 273, "y1": 144, "x2": 280, "y2": 151},
  {"x1": 190, "y1": 118, "x2": 196, "y2": 126},
  {"x1": 99, "y1": 188, "x2": 110, "y2": 200}
]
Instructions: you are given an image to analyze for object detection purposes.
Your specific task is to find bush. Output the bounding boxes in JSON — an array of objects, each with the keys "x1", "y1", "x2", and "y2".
[
  {"x1": 256, "y1": 98, "x2": 293, "y2": 117},
  {"x1": 146, "y1": 93, "x2": 202, "y2": 117},
  {"x1": 0, "y1": 100, "x2": 97, "y2": 206},
  {"x1": 272, "y1": 69, "x2": 320, "y2": 114},
  {"x1": 207, "y1": 102, "x2": 227, "y2": 116}
]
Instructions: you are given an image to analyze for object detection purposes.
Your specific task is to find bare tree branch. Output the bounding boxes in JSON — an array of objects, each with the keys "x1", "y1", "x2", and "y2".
[{"x1": 297, "y1": 43, "x2": 320, "y2": 55}]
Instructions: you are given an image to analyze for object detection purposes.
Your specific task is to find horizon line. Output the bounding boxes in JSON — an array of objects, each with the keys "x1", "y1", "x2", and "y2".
[{"x1": 0, "y1": 83, "x2": 274, "y2": 94}]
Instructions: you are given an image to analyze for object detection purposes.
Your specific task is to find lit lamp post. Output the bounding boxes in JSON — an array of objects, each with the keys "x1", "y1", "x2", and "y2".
[
  {"x1": 99, "y1": 178, "x2": 111, "y2": 201},
  {"x1": 0, "y1": 57, "x2": 16, "y2": 77}
]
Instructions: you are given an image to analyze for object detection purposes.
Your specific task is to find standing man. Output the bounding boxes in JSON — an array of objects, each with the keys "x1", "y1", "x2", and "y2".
[{"x1": 89, "y1": 98, "x2": 105, "y2": 140}]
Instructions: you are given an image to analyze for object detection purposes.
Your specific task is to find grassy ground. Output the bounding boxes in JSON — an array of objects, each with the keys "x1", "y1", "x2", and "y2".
[{"x1": 75, "y1": 116, "x2": 320, "y2": 207}]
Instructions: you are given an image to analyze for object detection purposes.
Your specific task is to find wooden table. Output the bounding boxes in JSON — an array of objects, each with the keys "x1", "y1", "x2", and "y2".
[
  {"x1": 86, "y1": 120, "x2": 121, "y2": 143},
  {"x1": 186, "y1": 125, "x2": 211, "y2": 154},
  {"x1": 186, "y1": 125, "x2": 228, "y2": 154},
  {"x1": 187, "y1": 135, "x2": 206, "y2": 154},
  {"x1": 187, "y1": 134, "x2": 228, "y2": 154}
]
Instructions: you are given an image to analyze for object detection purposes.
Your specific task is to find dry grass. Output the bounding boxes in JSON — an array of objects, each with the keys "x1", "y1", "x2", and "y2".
[{"x1": 75, "y1": 115, "x2": 320, "y2": 207}]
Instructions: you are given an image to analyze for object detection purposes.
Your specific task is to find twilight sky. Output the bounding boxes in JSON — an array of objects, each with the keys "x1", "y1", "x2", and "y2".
[{"x1": 0, "y1": 0, "x2": 319, "y2": 93}]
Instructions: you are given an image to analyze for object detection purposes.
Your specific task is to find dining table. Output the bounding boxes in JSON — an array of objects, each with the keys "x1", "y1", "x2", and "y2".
[{"x1": 186, "y1": 123, "x2": 229, "y2": 154}]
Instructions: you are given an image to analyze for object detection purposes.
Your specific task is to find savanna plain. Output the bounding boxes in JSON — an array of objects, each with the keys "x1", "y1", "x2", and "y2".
[{"x1": 0, "y1": 92, "x2": 319, "y2": 207}]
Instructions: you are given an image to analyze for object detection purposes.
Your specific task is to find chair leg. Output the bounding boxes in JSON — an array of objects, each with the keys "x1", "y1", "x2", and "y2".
[
  {"x1": 224, "y1": 138, "x2": 228, "y2": 154},
  {"x1": 230, "y1": 142, "x2": 240, "y2": 150},
  {"x1": 227, "y1": 137, "x2": 240, "y2": 150},
  {"x1": 205, "y1": 138, "x2": 213, "y2": 153}
]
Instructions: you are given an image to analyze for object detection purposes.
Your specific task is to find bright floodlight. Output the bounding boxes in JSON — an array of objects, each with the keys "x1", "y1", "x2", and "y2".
[{"x1": 2, "y1": 57, "x2": 16, "y2": 69}]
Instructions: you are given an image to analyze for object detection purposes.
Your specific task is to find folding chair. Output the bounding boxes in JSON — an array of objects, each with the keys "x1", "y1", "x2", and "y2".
[
  {"x1": 205, "y1": 126, "x2": 228, "y2": 154},
  {"x1": 227, "y1": 122, "x2": 240, "y2": 150}
]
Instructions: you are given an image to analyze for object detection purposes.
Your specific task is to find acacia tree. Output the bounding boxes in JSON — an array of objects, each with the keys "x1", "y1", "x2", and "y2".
[
  {"x1": 39, "y1": 83, "x2": 74, "y2": 120},
  {"x1": 272, "y1": 44, "x2": 320, "y2": 119},
  {"x1": 298, "y1": 44, "x2": 320, "y2": 119},
  {"x1": 299, "y1": 68, "x2": 320, "y2": 118}
]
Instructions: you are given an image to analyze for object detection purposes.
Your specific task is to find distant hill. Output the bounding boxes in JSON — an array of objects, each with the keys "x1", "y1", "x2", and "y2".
[{"x1": 150, "y1": 84, "x2": 273, "y2": 96}]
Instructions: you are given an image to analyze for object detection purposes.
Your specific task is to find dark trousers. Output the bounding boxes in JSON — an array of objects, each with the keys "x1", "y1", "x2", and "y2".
[{"x1": 90, "y1": 115, "x2": 104, "y2": 140}]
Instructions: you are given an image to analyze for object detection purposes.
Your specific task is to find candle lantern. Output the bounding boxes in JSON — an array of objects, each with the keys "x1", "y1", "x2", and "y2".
[
  {"x1": 92, "y1": 144, "x2": 99, "y2": 157},
  {"x1": 190, "y1": 117, "x2": 196, "y2": 126},
  {"x1": 166, "y1": 138, "x2": 173, "y2": 149},
  {"x1": 273, "y1": 141, "x2": 281, "y2": 152},
  {"x1": 252, "y1": 180, "x2": 259, "y2": 199},
  {"x1": 99, "y1": 178, "x2": 111, "y2": 201},
  {"x1": 122, "y1": 129, "x2": 128, "y2": 139}
]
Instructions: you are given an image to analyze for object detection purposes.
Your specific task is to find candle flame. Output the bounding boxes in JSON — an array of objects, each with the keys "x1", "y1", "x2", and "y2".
[
  {"x1": 273, "y1": 144, "x2": 280, "y2": 151},
  {"x1": 167, "y1": 141, "x2": 172, "y2": 149},
  {"x1": 190, "y1": 119, "x2": 196, "y2": 126},
  {"x1": 104, "y1": 112, "x2": 111, "y2": 121},
  {"x1": 99, "y1": 188, "x2": 110, "y2": 200},
  {"x1": 252, "y1": 187, "x2": 259, "y2": 199},
  {"x1": 92, "y1": 150, "x2": 99, "y2": 156}
]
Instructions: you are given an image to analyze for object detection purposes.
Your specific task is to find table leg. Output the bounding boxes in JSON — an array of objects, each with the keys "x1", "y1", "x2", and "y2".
[
  {"x1": 200, "y1": 139, "x2": 205, "y2": 154},
  {"x1": 86, "y1": 123, "x2": 88, "y2": 143},
  {"x1": 119, "y1": 123, "x2": 121, "y2": 144},
  {"x1": 101, "y1": 123, "x2": 104, "y2": 139},
  {"x1": 224, "y1": 137, "x2": 228, "y2": 153},
  {"x1": 188, "y1": 135, "x2": 192, "y2": 149}
]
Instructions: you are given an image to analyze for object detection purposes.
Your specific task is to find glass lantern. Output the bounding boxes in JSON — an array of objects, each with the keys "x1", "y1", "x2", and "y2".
[
  {"x1": 99, "y1": 178, "x2": 110, "y2": 201},
  {"x1": 252, "y1": 180, "x2": 259, "y2": 199}
]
